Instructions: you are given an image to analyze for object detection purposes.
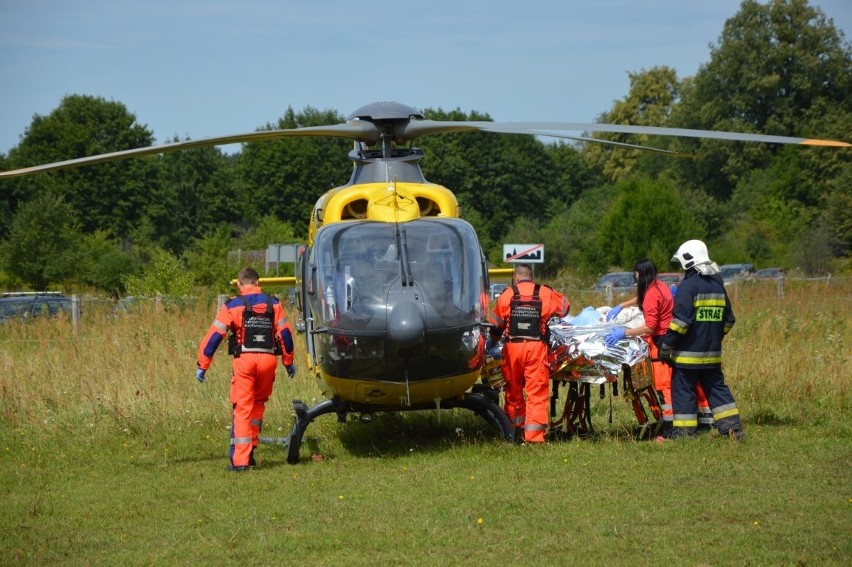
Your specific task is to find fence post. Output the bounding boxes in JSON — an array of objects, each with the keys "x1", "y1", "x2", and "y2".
[
  {"x1": 604, "y1": 283, "x2": 613, "y2": 306},
  {"x1": 217, "y1": 294, "x2": 228, "y2": 310},
  {"x1": 71, "y1": 294, "x2": 80, "y2": 336},
  {"x1": 777, "y1": 276, "x2": 784, "y2": 298}
]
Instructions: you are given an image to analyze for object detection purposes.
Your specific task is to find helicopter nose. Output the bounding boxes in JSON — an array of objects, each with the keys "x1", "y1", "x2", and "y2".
[{"x1": 388, "y1": 299, "x2": 424, "y2": 347}]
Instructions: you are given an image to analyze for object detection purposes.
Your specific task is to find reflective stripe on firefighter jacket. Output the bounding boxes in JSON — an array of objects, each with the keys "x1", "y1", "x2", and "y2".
[
  {"x1": 491, "y1": 279, "x2": 569, "y2": 443},
  {"x1": 196, "y1": 284, "x2": 295, "y2": 467},
  {"x1": 663, "y1": 271, "x2": 735, "y2": 369}
]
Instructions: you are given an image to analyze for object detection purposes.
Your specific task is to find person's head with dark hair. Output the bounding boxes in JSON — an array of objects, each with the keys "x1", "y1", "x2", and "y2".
[{"x1": 633, "y1": 258, "x2": 658, "y2": 310}]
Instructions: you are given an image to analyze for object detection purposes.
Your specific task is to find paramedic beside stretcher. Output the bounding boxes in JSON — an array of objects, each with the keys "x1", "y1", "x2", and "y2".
[
  {"x1": 485, "y1": 282, "x2": 669, "y2": 440},
  {"x1": 489, "y1": 263, "x2": 569, "y2": 444}
]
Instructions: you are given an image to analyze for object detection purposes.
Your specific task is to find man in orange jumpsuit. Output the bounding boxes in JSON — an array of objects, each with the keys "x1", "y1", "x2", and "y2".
[
  {"x1": 196, "y1": 267, "x2": 295, "y2": 471},
  {"x1": 490, "y1": 263, "x2": 570, "y2": 443}
]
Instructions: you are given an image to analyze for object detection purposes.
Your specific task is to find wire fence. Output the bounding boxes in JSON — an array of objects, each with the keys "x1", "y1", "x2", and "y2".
[{"x1": 1, "y1": 274, "x2": 848, "y2": 342}]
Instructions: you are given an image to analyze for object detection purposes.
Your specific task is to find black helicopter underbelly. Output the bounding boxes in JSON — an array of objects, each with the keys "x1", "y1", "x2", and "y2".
[{"x1": 321, "y1": 325, "x2": 481, "y2": 382}]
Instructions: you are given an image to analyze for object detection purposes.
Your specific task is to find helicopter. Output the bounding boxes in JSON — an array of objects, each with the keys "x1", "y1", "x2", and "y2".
[{"x1": 1, "y1": 101, "x2": 848, "y2": 463}]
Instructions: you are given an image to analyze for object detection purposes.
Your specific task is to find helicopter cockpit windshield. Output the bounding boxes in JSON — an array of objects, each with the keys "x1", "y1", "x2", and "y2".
[{"x1": 308, "y1": 218, "x2": 488, "y2": 381}]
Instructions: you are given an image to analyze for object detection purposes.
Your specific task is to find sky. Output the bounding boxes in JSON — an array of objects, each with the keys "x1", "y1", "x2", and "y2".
[{"x1": 1, "y1": 0, "x2": 850, "y2": 156}]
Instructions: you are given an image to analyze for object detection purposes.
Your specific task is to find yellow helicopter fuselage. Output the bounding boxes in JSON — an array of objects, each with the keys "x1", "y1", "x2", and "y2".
[{"x1": 298, "y1": 178, "x2": 490, "y2": 411}]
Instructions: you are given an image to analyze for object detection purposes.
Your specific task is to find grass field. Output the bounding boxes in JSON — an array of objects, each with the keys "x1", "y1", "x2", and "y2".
[{"x1": 1, "y1": 278, "x2": 850, "y2": 565}]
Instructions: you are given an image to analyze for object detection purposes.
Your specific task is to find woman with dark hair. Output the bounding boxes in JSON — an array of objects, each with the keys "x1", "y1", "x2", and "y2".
[{"x1": 605, "y1": 258, "x2": 676, "y2": 435}]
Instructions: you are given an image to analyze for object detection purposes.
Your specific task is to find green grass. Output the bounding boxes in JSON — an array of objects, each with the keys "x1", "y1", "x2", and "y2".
[
  {"x1": 3, "y1": 422, "x2": 849, "y2": 565},
  {"x1": 1, "y1": 279, "x2": 850, "y2": 565}
]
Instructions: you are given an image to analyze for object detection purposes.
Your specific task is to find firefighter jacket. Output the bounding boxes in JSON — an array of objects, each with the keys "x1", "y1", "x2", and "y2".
[
  {"x1": 490, "y1": 279, "x2": 570, "y2": 340},
  {"x1": 662, "y1": 270, "x2": 735, "y2": 369},
  {"x1": 197, "y1": 284, "x2": 295, "y2": 370},
  {"x1": 642, "y1": 279, "x2": 674, "y2": 337}
]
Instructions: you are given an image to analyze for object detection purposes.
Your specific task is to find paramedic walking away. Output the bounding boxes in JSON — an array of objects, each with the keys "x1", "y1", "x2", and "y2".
[
  {"x1": 605, "y1": 258, "x2": 712, "y2": 436},
  {"x1": 660, "y1": 241, "x2": 745, "y2": 440},
  {"x1": 196, "y1": 267, "x2": 296, "y2": 471},
  {"x1": 490, "y1": 263, "x2": 570, "y2": 443}
]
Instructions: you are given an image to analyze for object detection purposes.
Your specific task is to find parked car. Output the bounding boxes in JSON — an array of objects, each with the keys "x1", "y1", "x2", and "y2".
[
  {"x1": 0, "y1": 292, "x2": 74, "y2": 323},
  {"x1": 489, "y1": 283, "x2": 509, "y2": 300},
  {"x1": 754, "y1": 267, "x2": 785, "y2": 279},
  {"x1": 593, "y1": 271, "x2": 636, "y2": 292},
  {"x1": 657, "y1": 272, "x2": 683, "y2": 286},
  {"x1": 718, "y1": 263, "x2": 755, "y2": 284}
]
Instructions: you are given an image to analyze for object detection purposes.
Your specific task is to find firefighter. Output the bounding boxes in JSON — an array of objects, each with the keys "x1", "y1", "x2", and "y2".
[
  {"x1": 490, "y1": 263, "x2": 570, "y2": 443},
  {"x1": 604, "y1": 258, "x2": 713, "y2": 437},
  {"x1": 196, "y1": 267, "x2": 296, "y2": 471},
  {"x1": 659, "y1": 240, "x2": 745, "y2": 440}
]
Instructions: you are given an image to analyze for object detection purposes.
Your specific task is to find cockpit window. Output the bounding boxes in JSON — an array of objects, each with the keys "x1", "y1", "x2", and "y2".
[{"x1": 311, "y1": 219, "x2": 484, "y2": 325}]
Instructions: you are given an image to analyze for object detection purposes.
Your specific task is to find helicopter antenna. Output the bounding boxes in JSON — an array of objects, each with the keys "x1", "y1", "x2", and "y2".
[{"x1": 403, "y1": 366, "x2": 411, "y2": 407}]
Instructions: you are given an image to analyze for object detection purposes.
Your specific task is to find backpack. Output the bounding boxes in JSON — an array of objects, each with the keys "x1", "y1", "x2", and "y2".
[
  {"x1": 228, "y1": 296, "x2": 280, "y2": 357},
  {"x1": 508, "y1": 284, "x2": 544, "y2": 340}
]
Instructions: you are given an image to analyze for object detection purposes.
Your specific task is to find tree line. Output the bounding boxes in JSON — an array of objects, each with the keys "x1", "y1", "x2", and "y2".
[{"x1": 0, "y1": 0, "x2": 849, "y2": 295}]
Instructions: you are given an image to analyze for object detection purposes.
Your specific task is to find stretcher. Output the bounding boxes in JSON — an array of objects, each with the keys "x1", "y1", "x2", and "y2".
[{"x1": 482, "y1": 322, "x2": 667, "y2": 440}]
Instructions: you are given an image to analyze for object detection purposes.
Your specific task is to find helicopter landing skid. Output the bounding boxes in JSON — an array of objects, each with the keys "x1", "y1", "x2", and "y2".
[
  {"x1": 285, "y1": 398, "x2": 341, "y2": 464},
  {"x1": 283, "y1": 393, "x2": 514, "y2": 464},
  {"x1": 449, "y1": 392, "x2": 515, "y2": 443}
]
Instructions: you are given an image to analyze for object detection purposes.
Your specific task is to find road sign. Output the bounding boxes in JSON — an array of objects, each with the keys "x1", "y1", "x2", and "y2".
[
  {"x1": 503, "y1": 243, "x2": 544, "y2": 263},
  {"x1": 266, "y1": 244, "x2": 305, "y2": 274}
]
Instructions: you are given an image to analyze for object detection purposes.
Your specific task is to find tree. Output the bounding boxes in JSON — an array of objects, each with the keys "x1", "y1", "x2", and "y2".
[
  {"x1": 819, "y1": 163, "x2": 852, "y2": 257},
  {"x1": 671, "y1": 0, "x2": 852, "y2": 199},
  {"x1": 544, "y1": 184, "x2": 619, "y2": 276},
  {"x1": 0, "y1": 194, "x2": 83, "y2": 289},
  {"x1": 583, "y1": 66, "x2": 681, "y2": 182},
  {"x1": 717, "y1": 153, "x2": 814, "y2": 266},
  {"x1": 418, "y1": 107, "x2": 563, "y2": 250},
  {"x1": 544, "y1": 142, "x2": 601, "y2": 204},
  {"x1": 238, "y1": 215, "x2": 299, "y2": 252},
  {"x1": 600, "y1": 177, "x2": 704, "y2": 269},
  {"x1": 146, "y1": 141, "x2": 237, "y2": 253},
  {"x1": 235, "y1": 107, "x2": 352, "y2": 237},
  {"x1": 6, "y1": 95, "x2": 159, "y2": 239},
  {"x1": 123, "y1": 248, "x2": 195, "y2": 298},
  {"x1": 184, "y1": 226, "x2": 238, "y2": 290},
  {"x1": 78, "y1": 231, "x2": 140, "y2": 297}
]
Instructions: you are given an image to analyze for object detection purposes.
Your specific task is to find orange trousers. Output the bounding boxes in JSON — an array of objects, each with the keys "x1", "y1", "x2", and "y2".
[
  {"x1": 502, "y1": 340, "x2": 550, "y2": 443},
  {"x1": 229, "y1": 353, "x2": 277, "y2": 467}
]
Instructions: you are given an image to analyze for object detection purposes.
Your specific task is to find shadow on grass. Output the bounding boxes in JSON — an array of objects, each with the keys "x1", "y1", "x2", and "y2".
[
  {"x1": 169, "y1": 454, "x2": 226, "y2": 465},
  {"x1": 749, "y1": 410, "x2": 797, "y2": 427},
  {"x1": 327, "y1": 410, "x2": 510, "y2": 461}
]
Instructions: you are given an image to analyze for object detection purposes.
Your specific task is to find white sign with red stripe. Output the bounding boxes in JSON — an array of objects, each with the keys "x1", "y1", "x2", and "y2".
[{"x1": 503, "y1": 243, "x2": 544, "y2": 263}]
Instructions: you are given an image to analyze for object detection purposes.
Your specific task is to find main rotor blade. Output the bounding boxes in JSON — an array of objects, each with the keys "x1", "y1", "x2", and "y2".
[
  {"x1": 0, "y1": 122, "x2": 378, "y2": 179},
  {"x1": 2, "y1": 112, "x2": 847, "y2": 179},
  {"x1": 403, "y1": 120, "x2": 851, "y2": 147},
  {"x1": 472, "y1": 126, "x2": 689, "y2": 156}
]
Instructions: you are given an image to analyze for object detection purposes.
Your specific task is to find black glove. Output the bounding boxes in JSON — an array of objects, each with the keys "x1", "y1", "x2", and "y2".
[
  {"x1": 285, "y1": 364, "x2": 296, "y2": 378},
  {"x1": 658, "y1": 344, "x2": 674, "y2": 366}
]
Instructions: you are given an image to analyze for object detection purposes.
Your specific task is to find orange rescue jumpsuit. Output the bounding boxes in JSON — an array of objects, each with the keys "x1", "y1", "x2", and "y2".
[
  {"x1": 491, "y1": 280, "x2": 569, "y2": 443},
  {"x1": 197, "y1": 285, "x2": 295, "y2": 468}
]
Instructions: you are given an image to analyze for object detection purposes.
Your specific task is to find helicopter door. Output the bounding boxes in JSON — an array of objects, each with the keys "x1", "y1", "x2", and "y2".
[{"x1": 302, "y1": 248, "x2": 319, "y2": 370}]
